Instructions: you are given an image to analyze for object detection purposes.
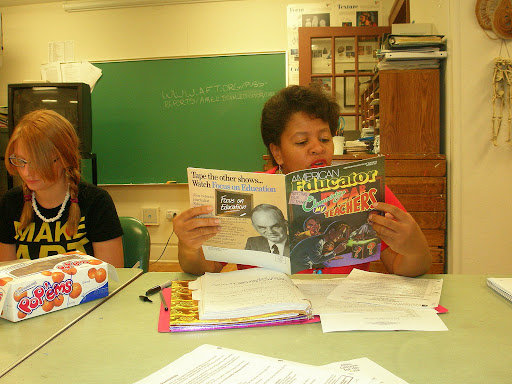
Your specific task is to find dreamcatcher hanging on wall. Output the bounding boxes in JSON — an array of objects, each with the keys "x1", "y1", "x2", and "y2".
[{"x1": 476, "y1": 0, "x2": 512, "y2": 145}]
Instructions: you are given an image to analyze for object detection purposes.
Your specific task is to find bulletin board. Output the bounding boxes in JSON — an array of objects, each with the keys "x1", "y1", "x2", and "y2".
[{"x1": 91, "y1": 53, "x2": 286, "y2": 184}]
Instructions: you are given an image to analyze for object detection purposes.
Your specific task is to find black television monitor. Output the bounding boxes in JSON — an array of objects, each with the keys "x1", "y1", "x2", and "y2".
[{"x1": 8, "y1": 83, "x2": 92, "y2": 154}]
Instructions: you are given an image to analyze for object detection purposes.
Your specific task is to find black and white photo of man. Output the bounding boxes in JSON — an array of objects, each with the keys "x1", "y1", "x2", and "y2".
[{"x1": 245, "y1": 204, "x2": 290, "y2": 256}]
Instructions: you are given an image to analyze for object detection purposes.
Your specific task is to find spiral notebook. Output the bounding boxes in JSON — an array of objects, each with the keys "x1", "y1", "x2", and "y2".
[{"x1": 487, "y1": 278, "x2": 512, "y2": 302}]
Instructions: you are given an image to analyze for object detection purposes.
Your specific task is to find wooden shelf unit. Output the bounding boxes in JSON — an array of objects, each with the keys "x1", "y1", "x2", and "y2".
[
  {"x1": 364, "y1": 69, "x2": 441, "y2": 154},
  {"x1": 360, "y1": 73, "x2": 380, "y2": 131}
]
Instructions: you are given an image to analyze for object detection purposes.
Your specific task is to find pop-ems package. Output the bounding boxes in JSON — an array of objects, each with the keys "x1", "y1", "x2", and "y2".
[{"x1": 0, "y1": 252, "x2": 118, "y2": 322}]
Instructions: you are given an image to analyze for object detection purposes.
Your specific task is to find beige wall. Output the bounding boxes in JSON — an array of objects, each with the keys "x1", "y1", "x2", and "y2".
[
  {"x1": 447, "y1": 1, "x2": 512, "y2": 274},
  {"x1": 1, "y1": 0, "x2": 510, "y2": 273},
  {"x1": 409, "y1": 0, "x2": 512, "y2": 274}
]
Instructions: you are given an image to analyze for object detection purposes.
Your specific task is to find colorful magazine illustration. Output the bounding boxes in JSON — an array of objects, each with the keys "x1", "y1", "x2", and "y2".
[{"x1": 187, "y1": 156, "x2": 385, "y2": 274}]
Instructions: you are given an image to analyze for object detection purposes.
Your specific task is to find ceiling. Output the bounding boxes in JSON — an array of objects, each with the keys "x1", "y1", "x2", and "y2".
[{"x1": 0, "y1": 0, "x2": 62, "y2": 6}]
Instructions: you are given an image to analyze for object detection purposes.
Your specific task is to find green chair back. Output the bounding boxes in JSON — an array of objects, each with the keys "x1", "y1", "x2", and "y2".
[{"x1": 119, "y1": 216, "x2": 150, "y2": 273}]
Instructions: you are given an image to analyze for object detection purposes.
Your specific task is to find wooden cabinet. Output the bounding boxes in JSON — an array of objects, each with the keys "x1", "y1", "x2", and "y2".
[
  {"x1": 263, "y1": 153, "x2": 446, "y2": 274},
  {"x1": 369, "y1": 154, "x2": 446, "y2": 274},
  {"x1": 362, "y1": 69, "x2": 440, "y2": 154},
  {"x1": 291, "y1": 27, "x2": 445, "y2": 273}
]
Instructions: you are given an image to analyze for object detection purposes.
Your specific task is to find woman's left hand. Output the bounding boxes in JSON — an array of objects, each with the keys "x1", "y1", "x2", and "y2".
[{"x1": 369, "y1": 202, "x2": 431, "y2": 276}]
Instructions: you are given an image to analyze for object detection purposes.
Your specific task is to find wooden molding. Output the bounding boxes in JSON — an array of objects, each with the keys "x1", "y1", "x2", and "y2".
[{"x1": 389, "y1": 0, "x2": 410, "y2": 25}]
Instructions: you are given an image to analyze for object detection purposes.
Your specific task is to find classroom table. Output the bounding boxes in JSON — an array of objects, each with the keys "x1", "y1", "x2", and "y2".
[
  {"x1": 1, "y1": 272, "x2": 511, "y2": 384},
  {"x1": 0, "y1": 268, "x2": 142, "y2": 378}
]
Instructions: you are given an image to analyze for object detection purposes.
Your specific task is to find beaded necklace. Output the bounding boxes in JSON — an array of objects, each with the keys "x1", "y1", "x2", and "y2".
[{"x1": 32, "y1": 189, "x2": 70, "y2": 223}]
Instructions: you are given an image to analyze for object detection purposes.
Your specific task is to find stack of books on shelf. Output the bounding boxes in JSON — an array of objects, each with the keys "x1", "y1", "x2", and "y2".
[
  {"x1": 377, "y1": 31, "x2": 447, "y2": 71},
  {"x1": 345, "y1": 140, "x2": 370, "y2": 154}
]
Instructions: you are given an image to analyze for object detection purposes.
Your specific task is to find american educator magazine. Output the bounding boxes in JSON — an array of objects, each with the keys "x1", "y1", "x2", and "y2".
[{"x1": 187, "y1": 156, "x2": 385, "y2": 274}]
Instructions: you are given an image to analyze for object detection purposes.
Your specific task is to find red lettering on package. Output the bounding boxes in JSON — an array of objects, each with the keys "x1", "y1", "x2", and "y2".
[
  {"x1": 17, "y1": 279, "x2": 73, "y2": 315},
  {"x1": 57, "y1": 260, "x2": 90, "y2": 270}
]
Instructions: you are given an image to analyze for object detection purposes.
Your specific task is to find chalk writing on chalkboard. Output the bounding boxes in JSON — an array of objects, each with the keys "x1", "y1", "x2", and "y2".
[
  {"x1": 92, "y1": 53, "x2": 286, "y2": 184},
  {"x1": 161, "y1": 80, "x2": 274, "y2": 109}
]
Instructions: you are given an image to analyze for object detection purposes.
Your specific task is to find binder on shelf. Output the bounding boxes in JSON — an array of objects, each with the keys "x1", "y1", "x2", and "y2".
[{"x1": 380, "y1": 50, "x2": 447, "y2": 60}]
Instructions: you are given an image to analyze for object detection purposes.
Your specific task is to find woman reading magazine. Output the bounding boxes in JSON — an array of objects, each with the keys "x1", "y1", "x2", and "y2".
[{"x1": 174, "y1": 85, "x2": 431, "y2": 277}]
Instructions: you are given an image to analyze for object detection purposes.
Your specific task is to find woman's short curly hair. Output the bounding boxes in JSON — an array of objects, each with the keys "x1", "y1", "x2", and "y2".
[{"x1": 261, "y1": 84, "x2": 340, "y2": 166}]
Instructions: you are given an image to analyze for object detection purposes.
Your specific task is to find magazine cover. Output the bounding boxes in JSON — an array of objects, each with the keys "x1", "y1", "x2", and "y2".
[
  {"x1": 286, "y1": 156, "x2": 385, "y2": 273},
  {"x1": 187, "y1": 156, "x2": 384, "y2": 274}
]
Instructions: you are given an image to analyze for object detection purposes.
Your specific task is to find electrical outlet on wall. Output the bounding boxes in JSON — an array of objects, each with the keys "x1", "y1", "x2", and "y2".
[
  {"x1": 166, "y1": 209, "x2": 180, "y2": 220},
  {"x1": 142, "y1": 207, "x2": 160, "y2": 225}
]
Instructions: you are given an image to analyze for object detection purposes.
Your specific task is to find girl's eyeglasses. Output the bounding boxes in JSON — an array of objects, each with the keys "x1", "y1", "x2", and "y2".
[{"x1": 8, "y1": 155, "x2": 57, "y2": 168}]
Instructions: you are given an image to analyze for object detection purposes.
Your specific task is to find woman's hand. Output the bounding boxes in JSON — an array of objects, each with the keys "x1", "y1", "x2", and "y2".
[
  {"x1": 370, "y1": 202, "x2": 431, "y2": 276},
  {"x1": 174, "y1": 205, "x2": 223, "y2": 275},
  {"x1": 173, "y1": 206, "x2": 220, "y2": 250}
]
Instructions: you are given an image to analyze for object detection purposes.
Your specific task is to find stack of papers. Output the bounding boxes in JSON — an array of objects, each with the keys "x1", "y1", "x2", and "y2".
[
  {"x1": 191, "y1": 268, "x2": 311, "y2": 320},
  {"x1": 167, "y1": 280, "x2": 312, "y2": 332},
  {"x1": 310, "y1": 269, "x2": 448, "y2": 332},
  {"x1": 378, "y1": 34, "x2": 447, "y2": 70},
  {"x1": 166, "y1": 268, "x2": 314, "y2": 331},
  {"x1": 40, "y1": 61, "x2": 102, "y2": 91},
  {"x1": 345, "y1": 140, "x2": 369, "y2": 154},
  {"x1": 134, "y1": 344, "x2": 409, "y2": 384}
]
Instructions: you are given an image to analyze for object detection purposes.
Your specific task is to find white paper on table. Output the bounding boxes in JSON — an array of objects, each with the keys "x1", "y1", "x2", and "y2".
[
  {"x1": 327, "y1": 269, "x2": 443, "y2": 308},
  {"x1": 323, "y1": 357, "x2": 409, "y2": 384},
  {"x1": 292, "y1": 277, "x2": 344, "y2": 315},
  {"x1": 317, "y1": 297, "x2": 417, "y2": 314},
  {"x1": 320, "y1": 307, "x2": 448, "y2": 332},
  {"x1": 132, "y1": 344, "x2": 374, "y2": 384}
]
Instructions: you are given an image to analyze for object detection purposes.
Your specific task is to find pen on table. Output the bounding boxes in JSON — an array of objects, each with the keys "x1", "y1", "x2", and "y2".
[
  {"x1": 159, "y1": 290, "x2": 169, "y2": 311},
  {"x1": 146, "y1": 280, "x2": 173, "y2": 296}
]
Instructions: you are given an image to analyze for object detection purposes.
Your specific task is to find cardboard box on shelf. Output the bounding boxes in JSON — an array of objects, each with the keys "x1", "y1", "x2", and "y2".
[{"x1": 0, "y1": 252, "x2": 118, "y2": 322}]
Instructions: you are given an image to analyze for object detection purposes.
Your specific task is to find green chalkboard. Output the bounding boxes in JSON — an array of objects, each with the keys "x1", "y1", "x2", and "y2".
[{"x1": 91, "y1": 53, "x2": 285, "y2": 184}]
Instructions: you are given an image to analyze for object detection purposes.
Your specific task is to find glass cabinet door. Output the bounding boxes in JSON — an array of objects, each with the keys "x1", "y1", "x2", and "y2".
[{"x1": 298, "y1": 26, "x2": 390, "y2": 135}]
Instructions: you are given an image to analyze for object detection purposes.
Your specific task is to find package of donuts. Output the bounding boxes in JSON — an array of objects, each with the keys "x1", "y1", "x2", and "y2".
[{"x1": 0, "y1": 252, "x2": 118, "y2": 322}]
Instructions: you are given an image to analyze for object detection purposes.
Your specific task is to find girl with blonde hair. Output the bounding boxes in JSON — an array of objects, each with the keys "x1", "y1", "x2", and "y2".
[{"x1": 0, "y1": 110, "x2": 124, "y2": 266}]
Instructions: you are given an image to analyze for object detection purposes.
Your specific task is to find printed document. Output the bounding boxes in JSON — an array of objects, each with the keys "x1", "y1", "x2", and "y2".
[
  {"x1": 316, "y1": 270, "x2": 446, "y2": 332},
  {"x1": 327, "y1": 269, "x2": 443, "y2": 308},
  {"x1": 324, "y1": 357, "x2": 409, "y2": 384},
  {"x1": 320, "y1": 307, "x2": 448, "y2": 332},
  {"x1": 133, "y1": 344, "x2": 374, "y2": 384}
]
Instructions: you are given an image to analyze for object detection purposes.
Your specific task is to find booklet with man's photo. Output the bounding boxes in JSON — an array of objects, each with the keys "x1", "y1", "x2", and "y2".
[{"x1": 187, "y1": 156, "x2": 385, "y2": 275}]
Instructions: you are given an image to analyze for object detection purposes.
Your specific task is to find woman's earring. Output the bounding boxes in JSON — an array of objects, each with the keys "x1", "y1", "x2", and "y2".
[{"x1": 278, "y1": 164, "x2": 283, "y2": 174}]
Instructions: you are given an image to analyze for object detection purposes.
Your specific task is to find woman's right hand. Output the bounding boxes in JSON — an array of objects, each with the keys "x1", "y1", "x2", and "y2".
[
  {"x1": 174, "y1": 206, "x2": 223, "y2": 275},
  {"x1": 173, "y1": 205, "x2": 220, "y2": 251}
]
